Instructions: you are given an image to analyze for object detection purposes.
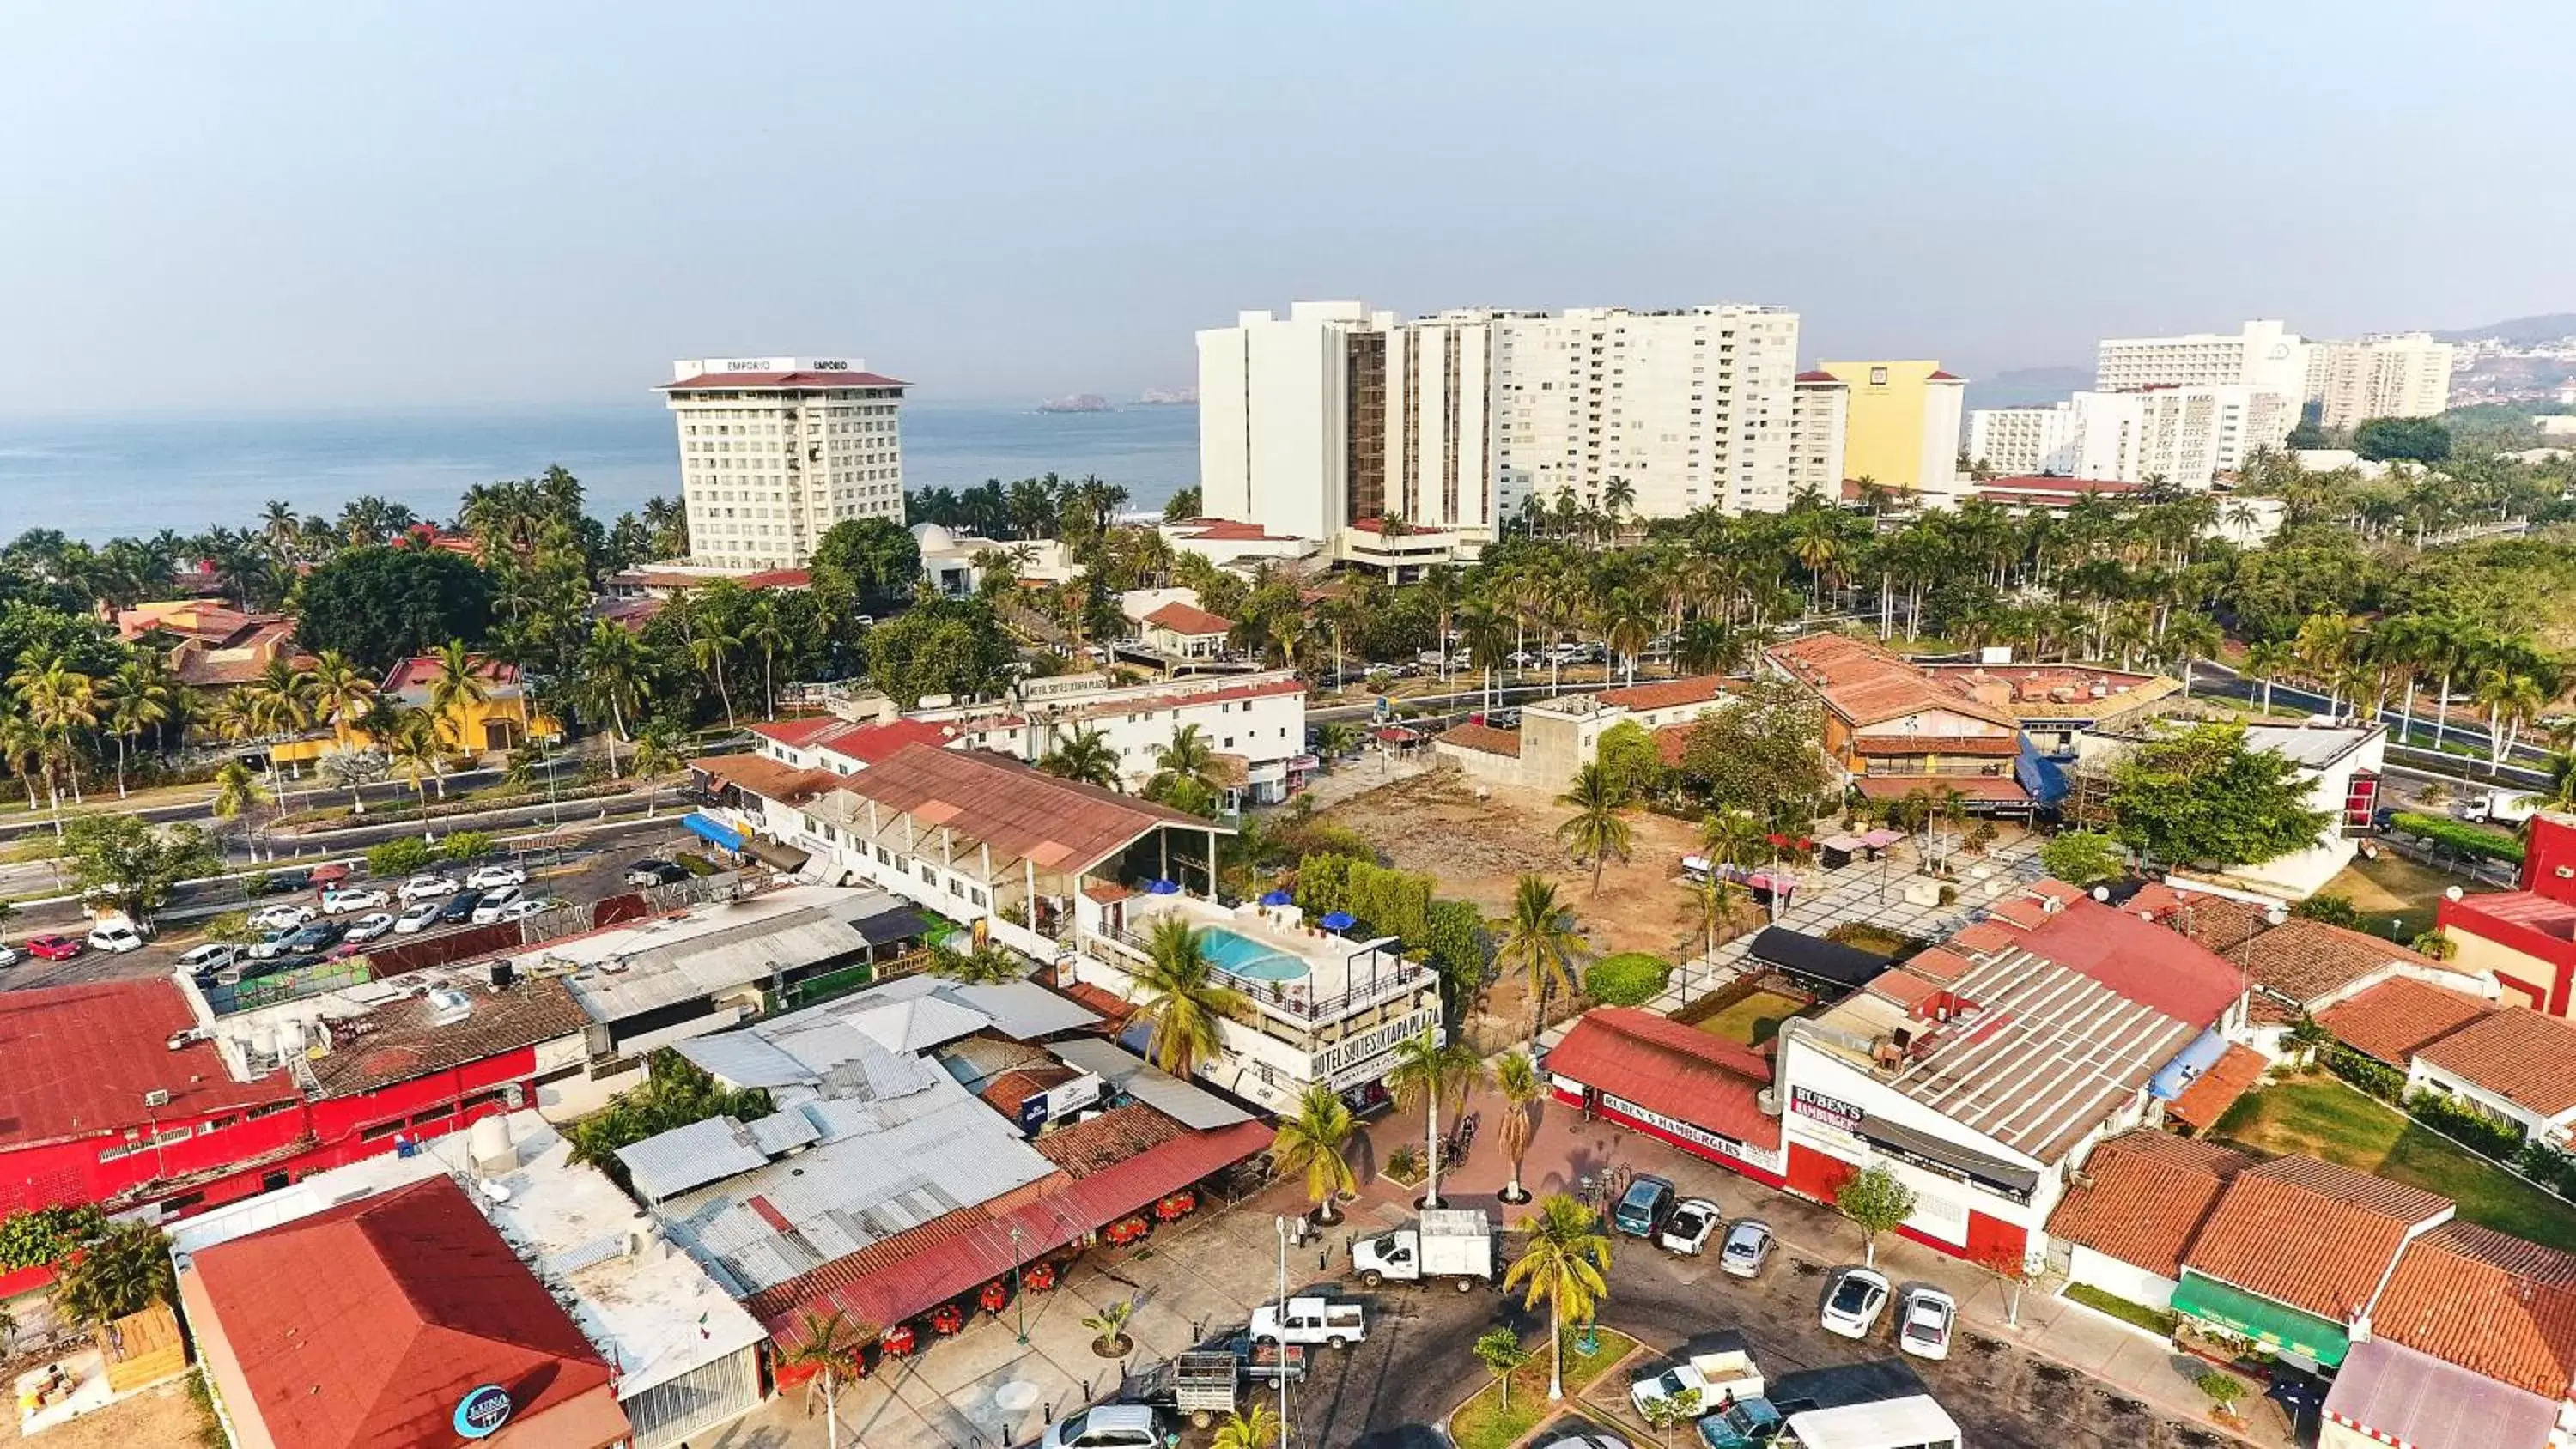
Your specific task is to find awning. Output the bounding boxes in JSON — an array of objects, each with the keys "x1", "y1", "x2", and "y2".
[
  {"x1": 744, "y1": 835, "x2": 811, "y2": 872},
  {"x1": 1746, "y1": 926, "x2": 1893, "y2": 991},
  {"x1": 2172, "y1": 1273, "x2": 2350, "y2": 1366},
  {"x1": 682, "y1": 811, "x2": 747, "y2": 851},
  {"x1": 1851, "y1": 1113, "x2": 2040, "y2": 1201},
  {"x1": 2324, "y1": 1337, "x2": 2556, "y2": 1449}
]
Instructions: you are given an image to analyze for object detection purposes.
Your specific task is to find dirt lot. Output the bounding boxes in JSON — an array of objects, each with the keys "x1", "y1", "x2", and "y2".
[
  {"x1": 0, "y1": 1375, "x2": 207, "y2": 1447},
  {"x1": 2317, "y1": 850, "x2": 2488, "y2": 940}
]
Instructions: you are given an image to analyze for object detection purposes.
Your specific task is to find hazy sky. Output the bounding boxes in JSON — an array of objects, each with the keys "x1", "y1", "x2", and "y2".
[{"x1": 3, "y1": 3, "x2": 2566, "y2": 415}]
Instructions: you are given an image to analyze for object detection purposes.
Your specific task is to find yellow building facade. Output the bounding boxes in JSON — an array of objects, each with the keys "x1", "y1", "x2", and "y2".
[{"x1": 1817, "y1": 360, "x2": 1967, "y2": 494}]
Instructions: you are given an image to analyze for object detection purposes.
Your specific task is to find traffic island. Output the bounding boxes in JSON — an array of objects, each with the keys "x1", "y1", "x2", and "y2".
[{"x1": 1446, "y1": 1326, "x2": 1642, "y2": 1449}]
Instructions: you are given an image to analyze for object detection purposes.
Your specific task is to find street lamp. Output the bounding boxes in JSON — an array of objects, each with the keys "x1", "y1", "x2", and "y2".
[
  {"x1": 1274, "y1": 1215, "x2": 1292, "y2": 1448},
  {"x1": 1009, "y1": 1222, "x2": 1028, "y2": 1345}
]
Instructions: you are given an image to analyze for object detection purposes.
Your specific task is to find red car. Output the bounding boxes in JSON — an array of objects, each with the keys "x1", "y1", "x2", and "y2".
[{"x1": 24, "y1": 934, "x2": 84, "y2": 961}]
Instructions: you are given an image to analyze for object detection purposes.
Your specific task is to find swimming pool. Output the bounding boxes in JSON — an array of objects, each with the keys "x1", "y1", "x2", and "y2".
[{"x1": 1200, "y1": 925, "x2": 1310, "y2": 982}]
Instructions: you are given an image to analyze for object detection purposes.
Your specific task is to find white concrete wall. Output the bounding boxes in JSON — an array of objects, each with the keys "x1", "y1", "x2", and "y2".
[
  {"x1": 1196, "y1": 306, "x2": 1356, "y2": 540},
  {"x1": 1969, "y1": 404, "x2": 2084, "y2": 476},
  {"x1": 2065, "y1": 1246, "x2": 2182, "y2": 1313}
]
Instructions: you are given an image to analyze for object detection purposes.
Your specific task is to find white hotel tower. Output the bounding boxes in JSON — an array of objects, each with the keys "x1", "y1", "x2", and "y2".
[{"x1": 660, "y1": 357, "x2": 909, "y2": 573}]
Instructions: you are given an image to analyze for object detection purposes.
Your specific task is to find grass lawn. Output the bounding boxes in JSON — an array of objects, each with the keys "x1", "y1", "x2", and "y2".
[
  {"x1": 1694, "y1": 990, "x2": 1807, "y2": 1048},
  {"x1": 2315, "y1": 851, "x2": 2489, "y2": 941},
  {"x1": 2063, "y1": 1282, "x2": 2179, "y2": 1337},
  {"x1": 1449, "y1": 1326, "x2": 1640, "y2": 1449},
  {"x1": 2215, "y1": 1075, "x2": 2576, "y2": 1252}
]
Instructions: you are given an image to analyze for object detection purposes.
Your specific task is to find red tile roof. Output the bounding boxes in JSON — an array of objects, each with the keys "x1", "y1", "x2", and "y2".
[
  {"x1": 2166, "y1": 1044, "x2": 2267, "y2": 1131},
  {"x1": 2417, "y1": 1008, "x2": 2576, "y2": 1118},
  {"x1": 748, "y1": 715, "x2": 860, "y2": 749},
  {"x1": 688, "y1": 752, "x2": 846, "y2": 809},
  {"x1": 1853, "y1": 734, "x2": 2020, "y2": 757},
  {"x1": 1597, "y1": 675, "x2": 1736, "y2": 712},
  {"x1": 662, "y1": 370, "x2": 908, "y2": 391},
  {"x1": 2370, "y1": 1220, "x2": 2576, "y2": 1399},
  {"x1": 841, "y1": 744, "x2": 1224, "y2": 875},
  {"x1": 1030, "y1": 1102, "x2": 1185, "y2": 1174},
  {"x1": 1925, "y1": 370, "x2": 1965, "y2": 381},
  {"x1": 2184, "y1": 1156, "x2": 2452, "y2": 1322},
  {"x1": 1142, "y1": 601, "x2": 1235, "y2": 637},
  {"x1": 1545, "y1": 1009, "x2": 1780, "y2": 1152},
  {"x1": 2006, "y1": 891, "x2": 2248, "y2": 1028},
  {"x1": 2156, "y1": 897, "x2": 2468, "y2": 1009},
  {"x1": 188, "y1": 1176, "x2": 623, "y2": 1449},
  {"x1": 2045, "y1": 1131, "x2": 2253, "y2": 1279},
  {"x1": 1434, "y1": 723, "x2": 1522, "y2": 758},
  {"x1": 748, "y1": 1119, "x2": 1272, "y2": 1340},
  {"x1": 381, "y1": 653, "x2": 518, "y2": 694},
  {"x1": 1654, "y1": 724, "x2": 1694, "y2": 767},
  {"x1": 0, "y1": 979, "x2": 298, "y2": 1159},
  {"x1": 2318, "y1": 977, "x2": 2495, "y2": 1065},
  {"x1": 1981, "y1": 475, "x2": 2141, "y2": 495},
  {"x1": 302, "y1": 979, "x2": 590, "y2": 1098},
  {"x1": 1167, "y1": 518, "x2": 1294, "y2": 542},
  {"x1": 1793, "y1": 370, "x2": 1842, "y2": 384},
  {"x1": 825, "y1": 718, "x2": 963, "y2": 767}
]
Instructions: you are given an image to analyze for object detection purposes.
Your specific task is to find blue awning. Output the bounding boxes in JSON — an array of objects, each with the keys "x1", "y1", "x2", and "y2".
[
  {"x1": 2150, "y1": 1025, "x2": 2229, "y2": 1100},
  {"x1": 681, "y1": 811, "x2": 746, "y2": 852}
]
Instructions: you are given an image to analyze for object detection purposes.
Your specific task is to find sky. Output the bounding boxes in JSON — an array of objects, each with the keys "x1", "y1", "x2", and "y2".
[{"x1": 3, "y1": 2, "x2": 2567, "y2": 416}]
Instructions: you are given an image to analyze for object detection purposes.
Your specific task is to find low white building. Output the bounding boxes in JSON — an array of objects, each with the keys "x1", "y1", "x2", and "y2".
[
  {"x1": 2077, "y1": 720, "x2": 2384, "y2": 900},
  {"x1": 910, "y1": 523, "x2": 1079, "y2": 598},
  {"x1": 167, "y1": 1112, "x2": 771, "y2": 1449}
]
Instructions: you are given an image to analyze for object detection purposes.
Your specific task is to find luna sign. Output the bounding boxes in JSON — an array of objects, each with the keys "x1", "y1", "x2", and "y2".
[{"x1": 453, "y1": 1385, "x2": 513, "y2": 1438}]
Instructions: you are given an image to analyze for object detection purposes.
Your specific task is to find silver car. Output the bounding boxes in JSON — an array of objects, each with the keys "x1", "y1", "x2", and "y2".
[
  {"x1": 1718, "y1": 1219, "x2": 1775, "y2": 1279},
  {"x1": 1898, "y1": 1287, "x2": 1957, "y2": 1361}
]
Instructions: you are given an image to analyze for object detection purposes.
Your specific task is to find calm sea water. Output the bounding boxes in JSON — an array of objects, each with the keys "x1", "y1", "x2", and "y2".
[{"x1": 0, "y1": 399, "x2": 1200, "y2": 543}]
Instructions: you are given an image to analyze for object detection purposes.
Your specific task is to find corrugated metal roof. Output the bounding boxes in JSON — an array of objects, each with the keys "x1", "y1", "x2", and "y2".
[
  {"x1": 672, "y1": 1032, "x2": 814, "y2": 1089},
  {"x1": 1049, "y1": 1036, "x2": 1254, "y2": 1130},
  {"x1": 842, "y1": 995, "x2": 992, "y2": 1055},
  {"x1": 617, "y1": 1117, "x2": 771, "y2": 1201},
  {"x1": 2324, "y1": 1338, "x2": 2558, "y2": 1449},
  {"x1": 567, "y1": 916, "x2": 870, "y2": 1022},
  {"x1": 745, "y1": 1107, "x2": 823, "y2": 1156}
]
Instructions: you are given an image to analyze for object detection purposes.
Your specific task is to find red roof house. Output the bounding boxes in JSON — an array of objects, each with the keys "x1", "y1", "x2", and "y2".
[
  {"x1": 179, "y1": 1176, "x2": 629, "y2": 1449},
  {"x1": 1545, "y1": 1009, "x2": 1783, "y2": 1182}
]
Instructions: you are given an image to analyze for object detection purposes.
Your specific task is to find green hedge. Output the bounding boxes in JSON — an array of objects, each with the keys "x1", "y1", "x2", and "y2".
[
  {"x1": 2324, "y1": 1043, "x2": 2407, "y2": 1103},
  {"x1": 2063, "y1": 1282, "x2": 2178, "y2": 1337},
  {"x1": 1586, "y1": 951, "x2": 1674, "y2": 1007},
  {"x1": 2391, "y1": 811, "x2": 2526, "y2": 864},
  {"x1": 2408, "y1": 1089, "x2": 2525, "y2": 1160}
]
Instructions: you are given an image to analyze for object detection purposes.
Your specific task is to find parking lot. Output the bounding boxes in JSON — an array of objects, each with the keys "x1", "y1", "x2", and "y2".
[{"x1": 0, "y1": 822, "x2": 697, "y2": 993}]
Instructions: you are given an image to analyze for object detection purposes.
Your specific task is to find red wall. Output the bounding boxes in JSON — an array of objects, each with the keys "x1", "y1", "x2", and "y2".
[
  {"x1": 1786, "y1": 1143, "x2": 2026, "y2": 1266},
  {"x1": 2523, "y1": 815, "x2": 2576, "y2": 903},
  {"x1": 1588, "y1": 1097, "x2": 1787, "y2": 1190},
  {"x1": 2439, "y1": 894, "x2": 2576, "y2": 1016}
]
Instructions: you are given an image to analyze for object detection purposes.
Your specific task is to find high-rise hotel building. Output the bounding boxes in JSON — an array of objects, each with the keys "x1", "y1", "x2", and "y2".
[{"x1": 659, "y1": 357, "x2": 908, "y2": 573}]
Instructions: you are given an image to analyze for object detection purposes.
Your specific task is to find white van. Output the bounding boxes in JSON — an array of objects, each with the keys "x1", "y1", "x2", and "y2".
[
  {"x1": 469, "y1": 886, "x2": 523, "y2": 925},
  {"x1": 1784, "y1": 1394, "x2": 1962, "y2": 1449},
  {"x1": 87, "y1": 919, "x2": 146, "y2": 954}
]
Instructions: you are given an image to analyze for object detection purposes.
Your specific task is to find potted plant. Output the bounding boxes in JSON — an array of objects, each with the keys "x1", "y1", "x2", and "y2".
[{"x1": 1083, "y1": 1299, "x2": 1136, "y2": 1358}]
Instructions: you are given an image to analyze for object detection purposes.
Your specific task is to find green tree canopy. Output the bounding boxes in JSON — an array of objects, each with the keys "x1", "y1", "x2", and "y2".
[
  {"x1": 2036, "y1": 829, "x2": 2128, "y2": 888},
  {"x1": 2103, "y1": 723, "x2": 2330, "y2": 870},
  {"x1": 1592, "y1": 719, "x2": 1667, "y2": 804},
  {"x1": 59, "y1": 815, "x2": 216, "y2": 923},
  {"x1": 810, "y1": 518, "x2": 922, "y2": 620},
  {"x1": 860, "y1": 597, "x2": 1015, "y2": 707},
  {"x1": 294, "y1": 546, "x2": 496, "y2": 670},
  {"x1": 1672, "y1": 679, "x2": 1829, "y2": 816},
  {"x1": 2353, "y1": 416, "x2": 2452, "y2": 463}
]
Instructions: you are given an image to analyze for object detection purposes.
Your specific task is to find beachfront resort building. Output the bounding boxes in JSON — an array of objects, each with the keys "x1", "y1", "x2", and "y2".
[
  {"x1": 2307, "y1": 332, "x2": 2457, "y2": 431},
  {"x1": 1813, "y1": 361, "x2": 1965, "y2": 496},
  {"x1": 660, "y1": 356, "x2": 909, "y2": 573}
]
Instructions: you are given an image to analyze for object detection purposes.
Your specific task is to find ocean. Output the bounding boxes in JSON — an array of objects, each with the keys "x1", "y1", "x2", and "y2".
[{"x1": 0, "y1": 399, "x2": 1201, "y2": 543}]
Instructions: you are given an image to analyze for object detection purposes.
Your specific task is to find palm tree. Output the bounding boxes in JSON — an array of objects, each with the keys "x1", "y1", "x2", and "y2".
[
  {"x1": 2523, "y1": 751, "x2": 2576, "y2": 817},
  {"x1": 2162, "y1": 614, "x2": 2223, "y2": 700},
  {"x1": 577, "y1": 621, "x2": 652, "y2": 775},
  {"x1": 743, "y1": 597, "x2": 790, "y2": 720},
  {"x1": 1503, "y1": 1194, "x2": 1613, "y2": 1402},
  {"x1": 687, "y1": 616, "x2": 742, "y2": 727},
  {"x1": 1148, "y1": 722, "x2": 1223, "y2": 802},
  {"x1": 307, "y1": 649, "x2": 378, "y2": 742},
  {"x1": 1384, "y1": 1028, "x2": 1489, "y2": 1210},
  {"x1": 2240, "y1": 640, "x2": 2296, "y2": 715},
  {"x1": 1492, "y1": 874, "x2": 1589, "y2": 1048},
  {"x1": 1492, "y1": 1049, "x2": 1544, "y2": 1204},
  {"x1": 383, "y1": 707, "x2": 447, "y2": 838},
  {"x1": 2476, "y1": 669, "x2": 2548, "y2": 768},
  {"x1": 1038, "y1": 724, "x2": 1122, "y2": 791},
  {"x1": 1267, "y1": 1082, "x2": 1359, "y2": 1223},
  {"x1": 210, "y1": 759, "x2": 269, "y2": 863},
  {"x1": 1131, "y1": 915, "x2": 1246, "y2": 1079},
  {"x1": 425, "y1": 640, "x2": 492, "y2": 750},
  {"x1": 1554, "y1": 765, "x2": 1632, "y2": 895},
  {"x1": 776, "y1": 1309, "x2": 872, "y2": 1449},
  {"x1": 9, "y1": 654, "x2": 100, "y2": 809},
  {"x1": 1211, "y1": 1404, "x2": 1282, "y2": 1449},
  {"x1": 98, "y1": 661, "x2": 171, "y2": 799}
]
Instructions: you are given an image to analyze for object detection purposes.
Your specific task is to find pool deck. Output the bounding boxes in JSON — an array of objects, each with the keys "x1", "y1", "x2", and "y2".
[{"x1": 1125, "y1": 894, "x2": 1402, "y2": 999}]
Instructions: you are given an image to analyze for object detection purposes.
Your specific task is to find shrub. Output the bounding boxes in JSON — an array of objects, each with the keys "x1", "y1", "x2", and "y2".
[
  {"x1": 2407, "y1": 1088, "x2": 2526, "y2": 1160},
  {"x1": 2324, "y1": 1044, "x2": 2407, "y2": 1103},
  {"x1": 366, "y1": 838, "x2": 436, "y2": 879},
  {"x1": 2391, "y1": 811, "x2": 2526, "y2": 864},
  {"x1": 2518, "y1": 1142, "x2": 2576, "y2": 1197},
  {"x1": 440, "y1": 830, "x2": 497, "y2": 864},
  {"x1": 2291, "y1": 893, "x2": 2362, "y2": 929},
  {"x1": 1586, "y1": 951, "x2": 1673, "y2": 1007}
]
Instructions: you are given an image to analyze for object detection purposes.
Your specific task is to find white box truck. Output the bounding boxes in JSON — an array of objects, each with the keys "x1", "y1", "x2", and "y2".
[{"x1": 1350, "y1": 1208, "x2": 1494, "y2": 1290}]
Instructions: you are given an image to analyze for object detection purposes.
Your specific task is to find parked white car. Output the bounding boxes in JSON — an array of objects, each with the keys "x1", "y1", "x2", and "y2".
[
  {"x1": 464, "y1": 864, "x2": 527, "y2": 891},
  {"x1": 86, "y1": 921, "x2": 146, "y2": 954},
  {"x1": 1820, "y1": 1268, "x2": 1891, "y2": 1340},
  {"x1": 469, "y1": 886, "x2": 524, "y2": 924},
  {"x1": 1898, "y1": 1287, "x2": 1956, "y2": 1361},
  {"x1": 246, "y1": 927, "x2": 299, "y2": 961},
  {"x1": 493, "y1": 897, "x2": 553, "y2": 923},
  {"x1": 398, "y1": 875, "x2": 460, "y2": 902},
  {"x1": 248, "y1": 903, "x2": 317, "y2": 931},
  {"x1": 392, "y1": 901, "x2": 443, "y2": 935},
  {"x1": 343, "y1": 912, "x2": 398, "y2": 943},
  {"x1": 1718, "y1": 1220, "x2": 1776, "y2": 1279},
  {"x1": 321, "y1": 887, "x2": 391, "y2": 914},
  {"x1": 1657, "y1": 1198, "x2": 1721, "y2": 1255},
  {"x1": 179, "y1": 943, "x2": 240, "y2": 976}
]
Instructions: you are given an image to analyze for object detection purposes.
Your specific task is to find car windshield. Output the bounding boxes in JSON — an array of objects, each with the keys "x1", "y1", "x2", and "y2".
[
  {"x1": 1831, "y1": 1278, "x2": 1876, "y2": 1312},
  {"x1": 1726, "y1": 1231, "x2": 1759, "y2": 1254}
]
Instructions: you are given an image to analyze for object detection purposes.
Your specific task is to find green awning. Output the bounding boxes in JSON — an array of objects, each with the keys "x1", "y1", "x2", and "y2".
[{"x1": 2172, "y1": 1272, "x2": 2350, "y2": 1366}]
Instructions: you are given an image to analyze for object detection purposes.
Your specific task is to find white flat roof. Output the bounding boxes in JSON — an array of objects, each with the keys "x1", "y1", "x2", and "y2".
[{"x1": 166, "y1": 1112, "x2": 766, "y2": 1400}]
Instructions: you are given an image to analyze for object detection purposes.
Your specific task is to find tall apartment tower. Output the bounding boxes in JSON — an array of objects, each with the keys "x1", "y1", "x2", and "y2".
[
  {"x1": 1787, "y1": 372, "x2": 1850, "y2": 498},
  {"x1": 1815, "y1": 361, "x2": 1965, "y2": 495},
  {"x1": 1967, "y1": 402, "x2": 2084, "y2": 476},
  {"x1": 1195, "y1": 302, "x2": 1493, "y2": 542},
  {"x1": 660, "y1": 357, "x2": 908, "y2": 573},
  {"x1": 2309, "y1": 333, "x2": 2457, "y2": 431},
  {"x1": 2072, "y1": 386, "x2": 2293, "y2": 488},
  {"x1": 2094, "y1": 318, "x2": 2309, "y2": 397},
  {"x1": 1490, "y1": 305, "x2": 1801, "y2": 521}
]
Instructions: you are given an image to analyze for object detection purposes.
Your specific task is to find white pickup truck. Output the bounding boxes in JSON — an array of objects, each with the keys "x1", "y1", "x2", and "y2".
[
  {"x1": 1630, "y1": 1349, "x2": 1766, "y2": 1419},
  {"x1": 1351, "y1": 1208, "x2": 1494, "y2": 1290},
  {"x1": 1249, "y1": 1296, "x2": 1367, "y2": 1348}
]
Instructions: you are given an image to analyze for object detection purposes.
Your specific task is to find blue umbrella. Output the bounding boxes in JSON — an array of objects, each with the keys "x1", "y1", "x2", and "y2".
[
  {"x1": 1258, "y1": 888, "x2": 1294, "y2": 906},
  {"x1": 1147, "y1": 878, "x2": 1181, "y2": 895},
  {"x1": 1320, "y1": 910, "x2": 1357, "y2": 932}
]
